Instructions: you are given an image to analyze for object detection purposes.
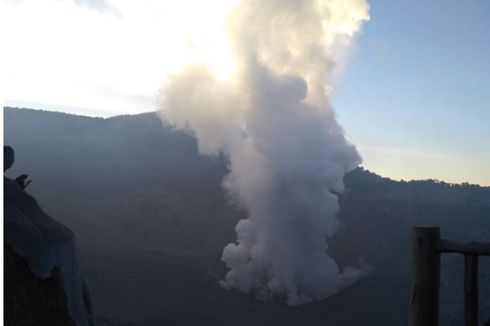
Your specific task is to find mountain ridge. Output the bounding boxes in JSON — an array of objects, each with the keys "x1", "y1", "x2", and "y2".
[{"x1": 6, "y1": 106, "x2": 487, "y2": 188}]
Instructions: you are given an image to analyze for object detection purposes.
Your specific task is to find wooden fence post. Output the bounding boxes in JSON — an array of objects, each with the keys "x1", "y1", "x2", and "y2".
[
  {"x1": 464, "y1": 254, "x2": 479, "y2": 326},
  {"x1": 409, "y1": 226, "x2": 441, "y2": 326}
]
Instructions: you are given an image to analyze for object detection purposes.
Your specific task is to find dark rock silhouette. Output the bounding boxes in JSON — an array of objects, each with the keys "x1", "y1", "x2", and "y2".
[
  {"x1": 4, "y1": 146, "x2": 94, "y2": 326},
  {"x1": 4, "y1": 243, "x2": 75, "y2": 326},
  {"x1": 14, "y1": 173, "x2": 32, "y2": 189}
]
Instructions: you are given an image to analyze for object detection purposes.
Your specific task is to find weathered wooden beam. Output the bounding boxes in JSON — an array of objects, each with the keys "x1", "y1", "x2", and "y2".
[
  {"x1": 438, "y1": 240, "x2": 490, "y2": 256},
  {"x1": 409, "y1": 226, "x2": 441, "y2": 326},
  {"x1": 464, "y1": 254, "x2": 479, "y2": 326}
]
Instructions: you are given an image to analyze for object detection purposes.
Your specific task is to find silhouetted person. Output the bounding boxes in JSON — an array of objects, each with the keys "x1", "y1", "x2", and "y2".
[
  {"x1": 4, "y1": 146, "x2": 32, "y2": 189},
  {"x1": 4, "y1": 146, "x2": 14, "y2": 171}
]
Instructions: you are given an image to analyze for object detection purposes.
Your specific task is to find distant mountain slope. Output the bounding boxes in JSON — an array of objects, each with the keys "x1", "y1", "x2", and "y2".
[
  {"x1": 4, "y1": 107, "x2": 490, "y2": 326},
  {"x1": 5, "y1": 107, "x2": 238, "y2": 254}
]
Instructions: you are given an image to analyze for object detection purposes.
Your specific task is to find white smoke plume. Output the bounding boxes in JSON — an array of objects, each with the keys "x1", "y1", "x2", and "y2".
[{"x1": 159, "y1": 0, "x2": 369, "y2": 305}]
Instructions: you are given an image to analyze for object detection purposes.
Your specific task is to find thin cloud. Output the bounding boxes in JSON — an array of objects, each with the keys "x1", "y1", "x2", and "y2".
[
  {"x1": 73, "y1": 0, "x2": 122, "y2": 18},
  {"x1": 358, "y1": 145, "x2": 470, "y2": 161}
]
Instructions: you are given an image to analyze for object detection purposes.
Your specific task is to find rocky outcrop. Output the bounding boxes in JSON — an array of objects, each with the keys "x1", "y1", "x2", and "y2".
[
  {"x1": 4, "y1": 243, "x2": 75, "y2": 325},
  {"x1": 4, "y1": 146, "x2": 93, "y2": 326}
]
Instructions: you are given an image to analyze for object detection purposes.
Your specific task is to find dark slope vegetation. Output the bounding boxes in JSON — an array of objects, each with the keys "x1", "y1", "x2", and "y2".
[{"x1": 4, "y1": 107, "x2": 490, "y2": 325}]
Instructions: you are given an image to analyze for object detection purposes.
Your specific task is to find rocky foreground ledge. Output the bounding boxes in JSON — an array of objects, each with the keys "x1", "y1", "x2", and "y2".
[{"x1": 4, "y1": 146, "x2": 94, "y2": 326}]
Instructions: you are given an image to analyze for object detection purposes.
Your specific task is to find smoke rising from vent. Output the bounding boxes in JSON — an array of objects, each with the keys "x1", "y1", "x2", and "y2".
[{"x1": 159, "y1": 0, "x2": 369, "y2": 305}]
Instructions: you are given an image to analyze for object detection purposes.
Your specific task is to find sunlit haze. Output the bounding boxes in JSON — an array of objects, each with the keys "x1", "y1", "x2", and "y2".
[
  {"x1": 3, "y1": 0, "x2": 489, "y2": 186},
  {"x1": 3, "y1": 0, "x2": 238, "y2": 115}
]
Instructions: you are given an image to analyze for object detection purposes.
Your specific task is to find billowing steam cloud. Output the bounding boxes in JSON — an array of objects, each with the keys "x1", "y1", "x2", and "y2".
[{"x1": 159, "y1": 0, "x2": 369, "y2": 305}]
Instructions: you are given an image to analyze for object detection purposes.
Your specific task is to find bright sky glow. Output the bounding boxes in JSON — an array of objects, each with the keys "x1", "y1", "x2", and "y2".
[
  {"x1": 3, "y1": 0, "x2": 237, "y2": 115},
  {"x1": 2, "y1": 0, "x2": 489, "y2": 186}
]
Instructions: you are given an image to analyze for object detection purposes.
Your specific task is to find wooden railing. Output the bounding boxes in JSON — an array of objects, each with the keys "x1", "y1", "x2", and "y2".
[{"x1": 409, "y1": 226, "x2": 490, "y2": 326}]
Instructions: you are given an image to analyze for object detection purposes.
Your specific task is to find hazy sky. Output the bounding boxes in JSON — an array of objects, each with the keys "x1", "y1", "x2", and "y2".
[
  {"x1": 333, "y1": 0, "x2": 490, "y2": 186},
  {"x1": 3, "y1": 0, "x2": 489, "y2": 186}
]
